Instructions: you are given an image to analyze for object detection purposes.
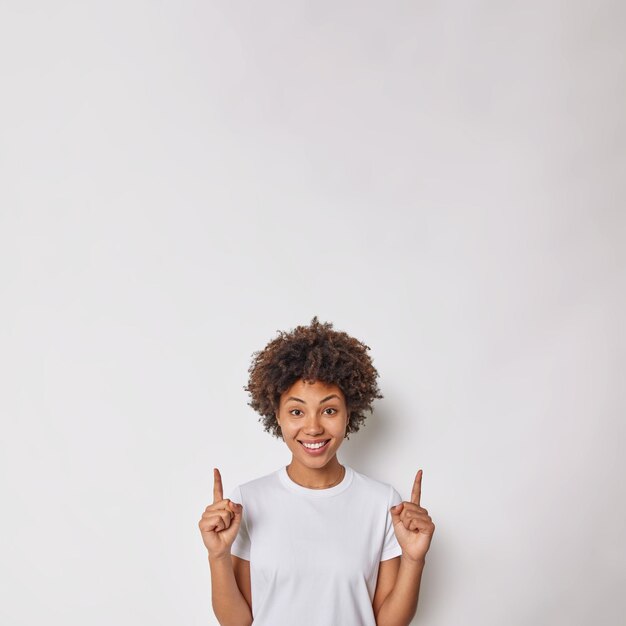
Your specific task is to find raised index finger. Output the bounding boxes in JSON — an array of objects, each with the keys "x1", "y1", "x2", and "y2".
[
  {"x1": 213, "y1": 467, "x2": 224, "y2": 504},
  {"x1": 410, "y1": 469, "x2": 422, "y2": 506}
]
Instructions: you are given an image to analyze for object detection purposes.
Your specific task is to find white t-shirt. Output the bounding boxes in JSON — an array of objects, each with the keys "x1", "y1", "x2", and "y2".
[{"x1": 227, "y1": 464, "x2": 403, "y2": 626}]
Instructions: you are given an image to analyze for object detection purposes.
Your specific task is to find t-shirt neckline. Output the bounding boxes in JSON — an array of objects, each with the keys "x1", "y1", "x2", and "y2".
[{"x1": 278, "y1": 464, "x2": 354, "y2": 497}]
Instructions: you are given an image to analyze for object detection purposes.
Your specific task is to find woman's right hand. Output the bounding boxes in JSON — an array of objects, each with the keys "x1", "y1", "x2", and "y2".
[{"x1": 198, "y1": 468, "x2": 243, "y2": 559}]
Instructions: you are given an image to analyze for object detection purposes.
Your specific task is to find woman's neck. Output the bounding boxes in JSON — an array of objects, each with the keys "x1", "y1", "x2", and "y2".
[{"x1": 286, "y1": 458, "x2": 345, "y2": 489}]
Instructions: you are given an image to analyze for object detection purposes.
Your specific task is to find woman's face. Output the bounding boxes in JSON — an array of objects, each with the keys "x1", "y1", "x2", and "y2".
[{"x1": 276, "y1": 378, "x2": 349, "y2": 469}]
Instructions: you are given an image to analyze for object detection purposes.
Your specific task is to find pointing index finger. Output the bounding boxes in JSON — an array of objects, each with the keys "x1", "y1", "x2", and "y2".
[
  {"x1": 411, "y1": 469, "x2": 422, "y2": 506},
  {"x1": 213, "y1": 467, "x2": 224, "y2": 504}
]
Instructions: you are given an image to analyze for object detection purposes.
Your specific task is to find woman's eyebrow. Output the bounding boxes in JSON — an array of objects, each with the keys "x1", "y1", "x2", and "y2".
[{"x1": 285, "y1": 394, "x2": 341, "y2": 404}]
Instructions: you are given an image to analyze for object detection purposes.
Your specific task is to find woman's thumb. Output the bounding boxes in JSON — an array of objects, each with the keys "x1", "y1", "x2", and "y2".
[{"x1": 390, "y1": 502, "x2": 404, "y2": 516}]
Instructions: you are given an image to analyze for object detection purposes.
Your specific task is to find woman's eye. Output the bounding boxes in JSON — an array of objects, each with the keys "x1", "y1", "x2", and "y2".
[{"x1": 288, "y1": 408, "x2": 336, "y2": 416}]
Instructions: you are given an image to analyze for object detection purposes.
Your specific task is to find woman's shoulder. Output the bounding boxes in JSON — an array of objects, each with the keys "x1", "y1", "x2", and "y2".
[
  {"x1": 231, "y1": 467, "x2": 283, "y2": 497},
  {"x1": 350, "y1": 466, "x2": 401, "y2": 501}
]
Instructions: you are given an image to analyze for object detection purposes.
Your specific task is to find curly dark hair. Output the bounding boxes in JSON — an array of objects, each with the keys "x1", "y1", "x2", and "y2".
[{"x1": 244, "y1": 316, "x2": 383, "y2": 440}]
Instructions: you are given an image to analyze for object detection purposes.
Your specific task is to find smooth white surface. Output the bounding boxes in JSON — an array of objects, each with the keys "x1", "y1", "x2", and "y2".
[{"x1": 1, "y1": 1, "x2": 624, "y2": 625}]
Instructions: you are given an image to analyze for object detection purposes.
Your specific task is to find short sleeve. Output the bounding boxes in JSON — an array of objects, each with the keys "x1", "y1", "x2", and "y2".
[
  {"x1": 227, "y1": 485, "x2": 251, "y2": 561},
  {"x1": 380, "y1": 486, "x2": 403, "y2": 561}
]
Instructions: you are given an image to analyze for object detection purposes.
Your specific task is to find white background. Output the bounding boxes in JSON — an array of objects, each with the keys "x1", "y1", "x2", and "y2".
[{"x1": 1, "y1": 1, "x2": 625, "y2": 624}]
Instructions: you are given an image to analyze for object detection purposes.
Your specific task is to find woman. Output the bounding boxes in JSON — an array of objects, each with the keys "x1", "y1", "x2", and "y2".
[{"x1": 198, "y1": 317, "x2": 435, "y2": 626}]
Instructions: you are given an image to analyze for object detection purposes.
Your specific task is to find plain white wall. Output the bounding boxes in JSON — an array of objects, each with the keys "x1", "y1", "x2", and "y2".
[{"x1": 1, "y1": 1, "x2": 624, "y2": 624}]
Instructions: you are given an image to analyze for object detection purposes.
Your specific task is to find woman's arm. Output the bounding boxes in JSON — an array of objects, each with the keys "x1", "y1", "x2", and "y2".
[
  {"x1": 200, "y1": 469, "x2": 252, "y2": 625},
  {"x1": 208, "y1": 553, "x2": 253, "y2": 626},
  {"x1": 375, "y1": 555, "x2": 426, "y2": 626},
  {"x1": 377, "y1": 470, "x2": 435, "y2": 625}
]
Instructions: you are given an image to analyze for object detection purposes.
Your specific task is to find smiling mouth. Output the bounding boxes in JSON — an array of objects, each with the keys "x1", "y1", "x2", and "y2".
[{"x1": 298, "y1": 439, "x2": 331, "y2": 450}]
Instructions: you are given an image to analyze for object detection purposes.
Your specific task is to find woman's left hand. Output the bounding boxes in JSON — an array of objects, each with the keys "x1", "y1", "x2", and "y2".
[{"x1": 389, "y1": 470, "x2": 436, "y2": 562}]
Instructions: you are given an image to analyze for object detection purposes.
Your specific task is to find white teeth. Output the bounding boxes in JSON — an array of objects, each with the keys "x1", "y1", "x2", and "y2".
[{"x1": 302, "y1": 440, "x2": 328, "y2": 449}]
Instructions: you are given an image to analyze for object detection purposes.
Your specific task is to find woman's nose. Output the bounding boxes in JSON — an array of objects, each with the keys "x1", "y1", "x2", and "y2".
[{"x1": 303, "y1": 415, "x2": 323, "y2": 433}]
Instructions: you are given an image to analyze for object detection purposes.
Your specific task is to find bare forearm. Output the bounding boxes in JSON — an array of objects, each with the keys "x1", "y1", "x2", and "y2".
[
  {"x1": 208, "y1": 554, "x2": 252, "y2": 626},
  {"x1": 376, "y1": 555, "x2": 426, "y2": 626}
]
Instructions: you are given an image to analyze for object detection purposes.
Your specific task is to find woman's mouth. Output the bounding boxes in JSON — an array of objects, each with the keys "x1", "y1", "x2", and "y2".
[{"x1": 298, "y1": 439, "x2": 331, "y2": 455}]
